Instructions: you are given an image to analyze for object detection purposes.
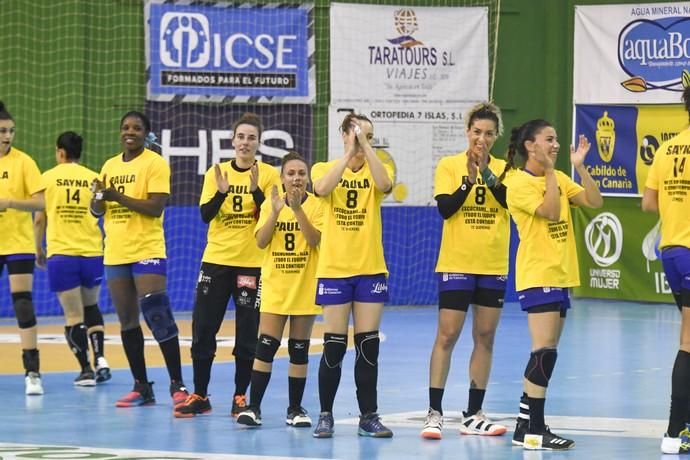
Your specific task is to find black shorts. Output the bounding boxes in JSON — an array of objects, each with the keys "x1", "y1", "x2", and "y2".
[
  {"x1": 439, "y1": 288, "x2": 505, "y2": 312},
  {"x1": 0, "y1": 255, "x2": 35, "y2": 276}
]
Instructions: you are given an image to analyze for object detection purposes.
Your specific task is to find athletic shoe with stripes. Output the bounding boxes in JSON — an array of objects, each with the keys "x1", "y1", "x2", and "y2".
[
  {"x1": 74, "y1": 369, "x2": 96, "y2": 387},
  {"x1": 523, "y1": 426, "x2": 575, "y2": 450},
  {"x1": 286, "y1": 406, "x2": 312, "y2": 427},
  {"x1": 173, "y1": 393, "x2": 212, "y2": 418},
  {"x1": 459, "y1": 410, "x2": 507, "y2": 436},
  {"x1": 661, "y1": 424, "x2": 690, "y2": 454},
  {"x1": 358, "y1": 412, "x2": 393, "y2": 438},
  {"x1": 313, "y1": 412, "x2": 335, "y2": 438},
  {"x1": 420, "y1": 408, "x2": 443, "y2": 439},
  {"x1": 236, "y1": 406, "x2": 262, "y2": 426}
]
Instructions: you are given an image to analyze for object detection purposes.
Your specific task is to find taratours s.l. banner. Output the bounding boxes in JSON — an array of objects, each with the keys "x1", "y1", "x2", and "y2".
[
  {"x1": 144, "y1": 0, "x2": 314, "y2": 103},
  {"x1": 573, "y1": 197, "x2": 671, "y2": 303},
  {"x1": 574, "y1": 3, "x2": 690, "y2": 104},
  {"x1": 329, "y1": 5, "x2": 488, "y2": 206},
  {"x1": 330, "y1": 4, "x2": 488, "y2": 106},
  {"x1": 573, "y1": 104, "x2": 687, "y2": 196}
]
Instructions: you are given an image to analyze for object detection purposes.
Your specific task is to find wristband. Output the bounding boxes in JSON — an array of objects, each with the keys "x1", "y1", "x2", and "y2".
[{"x1": 480, "y1": 168, "x2": 498, "y2": 187}]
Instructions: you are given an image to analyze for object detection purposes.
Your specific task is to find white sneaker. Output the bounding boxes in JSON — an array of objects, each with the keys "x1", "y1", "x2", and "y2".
[
  {"x1": 25, "y1": 372, "x2": 44, "y2": 395},
  {"x1": 95, "y1": 357, "x2": 111, "y2": 383},
  {"x1": 421, "y1": 408, "x2": 443, "y2": 439},
  {"x1": 661, "y1": 426, "x2": 690, "y2": 454},
  {"x1": 286, "y1": 406, "x2": 312, "y2": 427},
  {"x1": 459, "y1": 410, "x2": 506, "y2": 436}
]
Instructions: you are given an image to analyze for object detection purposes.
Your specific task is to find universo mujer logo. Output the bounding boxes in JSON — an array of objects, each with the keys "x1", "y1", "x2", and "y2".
[{"x1": 618, "y1": 16, "x2": 690, "y2": 93}]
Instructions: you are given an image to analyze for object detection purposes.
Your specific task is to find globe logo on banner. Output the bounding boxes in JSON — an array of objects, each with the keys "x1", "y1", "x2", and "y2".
[
  {"x1": 388, "y1": 9, "x2": 423, "y2": 47},
  {"x1": 618, "y1": 16, "x2": 690, "y2": 93},
  {"x1": 585, "y1": 212, "x2": 623, "y2": 267},
  {"x1": 595, "y1": 111, "x2": 615, "y2": 163},
  {"x1": 160, "y1": 13, "x2": 210, "y2": 68}
]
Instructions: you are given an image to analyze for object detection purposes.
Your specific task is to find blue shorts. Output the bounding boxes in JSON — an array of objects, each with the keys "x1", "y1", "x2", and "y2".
[
  {"x1": 0, "y1": 253, "x2": 35, "y2": 275},
  {"x1": 662, "y1": 247, "x2": 690, "y2": 308},
  {"x1": 517, "y1": 287, "x2": 571, "y2": 312},
  {"x1": 105, "y1": 258, "x2": 167, "y2": 280},
  {"x1": 47, "y1": 255, "x2": 104, "y2": 292},
  {"x1": 316, "y1": 274, "x2": 389, "y2": 305}
]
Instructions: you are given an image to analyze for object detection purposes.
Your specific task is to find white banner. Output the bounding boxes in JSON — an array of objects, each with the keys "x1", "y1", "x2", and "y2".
[
  {"x1": 574, "y1": 3, "x2": 690, "y2": 104},
  {"x1": 327, "y1": 104, "x2": 479, "y2": 206},
  {"x1": 330, "y1": 4, "x2": 488, "y2": 107}
]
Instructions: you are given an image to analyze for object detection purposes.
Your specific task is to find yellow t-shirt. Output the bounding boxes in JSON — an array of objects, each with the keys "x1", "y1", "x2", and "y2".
[
  {"x1": 505, "y1": 169, "x2": 584, "y2": 290},
  {"x1": 434, "y1": 151, "x2": 510, "y2": 274},
  {"x1": 200, "y1": 160, "x2": 281, "y2": 267},
  {"x1": 311, "y1": 159, "x2": 393, "y2": 278},
  {"x1": 0, "y1": 147, "x2": 44, "y2": 255},
  {"x1": 42, "y1": 163, "x2": 103, "y2": 257},
  {"x1": 99, "y1": 149, "x2": 169, "y2": 265},
  {"x1": 645, "y1": 129, "x2": 690, "y2": 249},
  {"x1": 255, "y1": 192, "x2": 324, "y2": 315}
]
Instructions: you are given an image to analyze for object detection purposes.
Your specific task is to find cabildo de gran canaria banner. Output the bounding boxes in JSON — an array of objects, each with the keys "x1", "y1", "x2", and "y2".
[
  {"x1": 574, "y1": 2, "x2": 690, "y2": 104},
  {"x1": 573, "y1": 104, "x2": 687, "y2": 196}
]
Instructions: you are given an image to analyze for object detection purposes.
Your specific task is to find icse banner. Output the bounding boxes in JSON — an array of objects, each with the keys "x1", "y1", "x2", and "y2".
[
  {"x1": 144, "y1": 0, "x2": 314, "y2": 103},
  {"x1": 573, "y1": 104, "x2": 687, "y2": 196},
  {"x1": 574, "y1": 2, "x2": 690, "y2": 104},
  {"x1": 330, "y1": 4, "x2": 488, "y2": 106}
]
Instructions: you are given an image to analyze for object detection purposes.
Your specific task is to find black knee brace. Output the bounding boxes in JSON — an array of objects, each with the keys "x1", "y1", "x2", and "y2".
[
  {"x1": 524, "y1": 347, "x2": 558, "y2": 387},
  {"x1": 288, "y1": 339, "x2": 310, "y2": 365},
  {"x1": 355, "y1": 331, "x2": 380, "y2": 367},
  {"x1": 140, "y1": 291, "x2": 178, "y2": 343},
  {"x1": 12, "y1": 292, "x2": 36, "y2": 329},
  {"x1": 22, "y1": 349, "x2": 40, "y2": 373},
  {"x1": 322, "y1": 333, "x2": 347, "y2": 369},
  {"x1": 255, "y1": 334, "x2": 281, "y2": 363},
  {"x1": 84, "y1": 303, "x2": 104, "y2": 328}
]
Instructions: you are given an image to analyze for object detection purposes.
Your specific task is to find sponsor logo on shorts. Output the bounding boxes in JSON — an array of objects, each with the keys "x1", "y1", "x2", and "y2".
[
  {"x1": 371, "y1": 282, "x2": 388, "y2": 294},
  {"x1": 139, "y1": 258, "x2": 161, "y2": 266},
  {"x1": 237, "y1": 290, "x2": 251, "y2": 306},
  {"x1": 318, "y1": 283, "x2": 342, "y2": 296},
  {"x1": 442, "y1": 273, "x2": 468, "y2": 282},
  {"x1": 237, "y1": 275, "x2": 257, "y2": 289},
  {"x1": 197, "y1": 270, "x2": 212, "y2": 284}
]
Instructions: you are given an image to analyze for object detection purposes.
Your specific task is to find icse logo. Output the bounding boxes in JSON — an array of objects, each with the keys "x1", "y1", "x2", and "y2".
[
  {"x1": 584, "y1": 212, "x2": 623, "y2": 267},
  {"x1": 160, "y1": 13, "x2": 210, "y2": 68}
]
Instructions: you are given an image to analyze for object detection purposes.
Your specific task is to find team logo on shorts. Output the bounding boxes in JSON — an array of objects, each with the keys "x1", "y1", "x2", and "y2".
[{"x1": 237, "y1": 275, "x2": 257, "y2": 289}]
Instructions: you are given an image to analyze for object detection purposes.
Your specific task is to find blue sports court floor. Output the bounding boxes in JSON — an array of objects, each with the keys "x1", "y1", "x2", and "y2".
[{"x1": 0, "y1": 299, "x2": 680, "y2": 459}]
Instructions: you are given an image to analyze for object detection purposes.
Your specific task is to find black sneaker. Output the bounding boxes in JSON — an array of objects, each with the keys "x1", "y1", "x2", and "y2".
[
  {"x1": 236, "y1": 406, "x2": 262, "y2": 426},
  {"x1": 512, "y1": 417, "x2": 529, "y2": 446},
  {"x1": 74, "y1": 369, "x2": 96, "y2": 387},
  {"x1": 173, "y1": 393, "x2": 212, "y2": 418},
  {"x1": 313, "y1": 412, "x2": 334, "y2": 438},
  {"x1": 231, "y1": 394, "x2": 247, "y2": 418},
  {"x1": 95, "y1": 357, "x2": 111, "y2": 383},
  {"x1": 358, "y1": 412, "x2": 393, "y2": 438},
  {"x1": 286, "y1": 406, "x2": 312, "y2": 427},
  {"x1": 523, "y1": 426, "x2": 575, "y2": 450}
]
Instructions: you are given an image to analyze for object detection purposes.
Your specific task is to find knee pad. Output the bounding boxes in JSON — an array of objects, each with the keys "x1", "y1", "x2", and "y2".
[
  {"x1": 12, "y1": 292, "x2": 36, "y2": 329},
  {"x1": 524, "y1": 347, "x2": 558, "y2": 387},
  {"x1": 140, "y1": 291, "x2": 178, "y2": 343},
  {"x1": 288, "y1": 339, "x2": 310, "y2": 365},
  {"x1": 255, "y1": 334, "x2": 281, "y2": 363},
  {"x1": 84, "y1": 304, "x2": 105, "y2": 329},
  {"x1": 354, "y1": 331, "x2": 380, "y2": 367},
  {"x1": 322, "y1": 333, "x2": 347, "y2": 369}
]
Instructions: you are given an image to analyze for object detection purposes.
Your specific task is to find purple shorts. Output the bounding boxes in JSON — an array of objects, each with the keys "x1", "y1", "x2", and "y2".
[
  {"x1": 47, "y1": 255, "x2": 104, "y2": 292},
  {"x1": 437, "y1": 273, "x2": 507, "y2": 292},
  {"x1": 517, "y1": 287, "x2": 571, "y2": 312},
  {"x1": 316, "y1": 274, "x2": 389, "y2": 305},
  {"x1": 104, "y1": 258, "x2": 167, "y2": 280},
  {"x1": 662, "y1": 247, "x2": 690, "y2": 294}
]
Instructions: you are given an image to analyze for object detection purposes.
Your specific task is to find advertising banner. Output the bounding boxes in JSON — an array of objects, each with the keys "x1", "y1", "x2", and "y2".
[
  {"x1": 573, "y1": 104, "x2": 687, "y2": 196},
  {"x1": 144, "y1": 0, "x2": 314, "y2": 103},
  {"x1": 572, "y1": 197, "x2": 672, "y2": 303},
  {"x1": 327, "y1": 104, "x2": 478, "y2": 206},
  {"x1": 330, "y1": 4, "x2": 488, "y2": 106},
  {"x1": 574, "y1": 3, "x2": 690, "y2": 104},
  {"x1": 145, "y1": 101, "x2": 313, "y2": 205}
]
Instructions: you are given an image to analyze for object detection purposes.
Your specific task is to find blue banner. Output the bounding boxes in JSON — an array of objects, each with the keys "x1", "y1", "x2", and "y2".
[{"x1": 145, "y1": 1, "x2": 313, "y2": 102}]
